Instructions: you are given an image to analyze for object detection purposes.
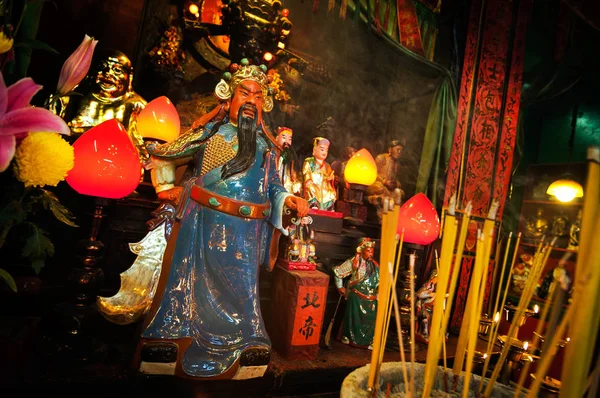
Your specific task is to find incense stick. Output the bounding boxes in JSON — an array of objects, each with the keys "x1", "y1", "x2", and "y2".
[
  {"x1": 409, "y1": 253, "x2": 416, "y2": 397},
  {"x1": 367, "y1": 199, "x2": 392, "y2": 392},
  {"x1": 389, "y1": 262, "x2": 410, "y2": 395},
  {"x1": 421, "y1": 204, "x2": 458, "y2": 397},
  {"x1": 560, "y1": 147, "x2": 600, "y2": 398},
  {"x1": 513, "y1": 286, "x2": 556, "y2": 397},
  {"x1": 484, "y1": 239, "x2": 555, "y2": 397}
]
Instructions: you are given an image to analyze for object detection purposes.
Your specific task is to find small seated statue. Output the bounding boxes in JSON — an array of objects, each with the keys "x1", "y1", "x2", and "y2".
[
  {"x1": 511, "y1": 254, "x2": 532, "y2": 294},
  {"x1": 51, "y1": 49, "x2": 148, "y2": 161},
  {"x1": 333, "y1": 238, "x2": 379, "y2": 349},
  {"x1": 285, "y1": 215, "x2": 316, "y2": 264},
  {"x1": 567, "y1": 209, "x2": 582, "y2": 251},
  {"x1": 302, "y1": 137, "x2": 337, "y2": 211},
  {"x1": 366, "y1": 139, "x2": 405, "y2": 221},
  {"x1": 524, "y1": 208, "x2": 549, "y2": 240},
  {"x1": 415, "y1": 269, "x2": 438, "y2": 343}
]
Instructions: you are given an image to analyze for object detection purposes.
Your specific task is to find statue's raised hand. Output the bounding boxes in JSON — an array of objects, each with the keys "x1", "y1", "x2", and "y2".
[{"x1": 158, "y1": 186, "x2": 184, "y2": 206}]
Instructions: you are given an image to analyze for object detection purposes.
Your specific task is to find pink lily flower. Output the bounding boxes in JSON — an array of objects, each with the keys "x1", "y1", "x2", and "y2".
[
  {"x1": 0, "y1": 72, "x2": 70, "y2": 172},
  {"x1": 56, "y1": 34, "x2": 98, "y2": 96}
]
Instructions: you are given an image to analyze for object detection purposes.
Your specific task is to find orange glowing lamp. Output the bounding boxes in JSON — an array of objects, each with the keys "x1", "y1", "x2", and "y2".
[
  {"x1": 66, "y1": 119, "x2": 142, "y2": 199},
  {"x1": 344, "y1": 148, "x2": 377, "y2": 186},
  {"x1": 188, "y1": 3, "x2": 199, "y2": 15},
  {"x1": 397, "y1": 193, "x2": 440, "y2": 245},
  {"x1": 136, "y1": 96, "x2": 181, "y2": 142}
]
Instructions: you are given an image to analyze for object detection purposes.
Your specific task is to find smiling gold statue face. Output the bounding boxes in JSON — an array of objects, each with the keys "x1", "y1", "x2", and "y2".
[{"x1": 93, "y1": 53, "x2": 132, "y2": 100}]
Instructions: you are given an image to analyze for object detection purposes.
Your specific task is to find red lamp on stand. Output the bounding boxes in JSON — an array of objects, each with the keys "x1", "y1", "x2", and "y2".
[
  {"x1": 395, "y1": 193, "x2": 440, "y2": 351},
  {"x1": 56, "y1": 119, "x2": 142, "y2": 343}
]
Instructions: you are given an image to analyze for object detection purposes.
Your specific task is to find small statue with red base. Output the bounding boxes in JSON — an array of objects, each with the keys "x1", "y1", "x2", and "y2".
[{"x1": 279, "y1": 215, "x2": 317, "y2": 271}]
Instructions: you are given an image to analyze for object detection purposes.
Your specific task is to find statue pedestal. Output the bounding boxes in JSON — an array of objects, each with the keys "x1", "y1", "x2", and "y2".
[
  {"x1": 308, "y1": 208, "x2": 344, "y2": 234},
  {"x1": 277, "y1": 259, "x2": 316, "y2": 271},
  {"x1": 268, "y1": 265, "x2": 329, "y2": 360}
]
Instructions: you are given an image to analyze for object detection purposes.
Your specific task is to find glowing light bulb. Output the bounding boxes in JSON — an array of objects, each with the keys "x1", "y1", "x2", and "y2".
[
  {"x1": 189, "y1": 3, "x2": 199, "y2": 14},
  {"x1": 263, "y1": 52, "x2": 273, "y2": 62},
  {"x1": 546, "y1": 179, "x2": 583, "y2": 202},
  {"x1": 344, "y1": 148, "x2": 377, "y2": 186}
]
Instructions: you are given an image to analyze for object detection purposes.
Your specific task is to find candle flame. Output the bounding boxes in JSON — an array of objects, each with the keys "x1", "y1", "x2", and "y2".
[
  {"x1": 494, "y1": 312, "x2": 500, "y2": 323},
  {"x1": 483, "y1": 353, "x2": 488, "y2": 359},
  {"x1": 566, "y1": 337, "x2": 571, "y2": 342},
  {"x1": 523, "y1": 341, "x2": 529, "y2": 351},
  {"x1": 534, "y1": 305, "x2": 539, "y2": 313}
]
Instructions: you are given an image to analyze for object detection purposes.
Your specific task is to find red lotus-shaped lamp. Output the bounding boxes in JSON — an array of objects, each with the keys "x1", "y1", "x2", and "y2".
[
  {"x1": 66, "y1": 119, "x2": 142, "y2": 199},
  {"x1": 136, "y1": 96, "x2": 180, "y2": 143},
  {"x1": 397, "y1": 193, "x2": 440, "y2": 245},
  {"x1": 64, "y1": 119, "x2": 142, "y2": 311}
]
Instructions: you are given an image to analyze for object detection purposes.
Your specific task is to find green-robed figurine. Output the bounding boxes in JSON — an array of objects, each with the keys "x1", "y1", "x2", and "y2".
[{"x1": 332, "y1": 238, "x2": 379, "y2": 349}]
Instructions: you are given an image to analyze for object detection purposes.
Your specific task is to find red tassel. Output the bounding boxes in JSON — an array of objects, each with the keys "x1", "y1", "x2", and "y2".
[{"x1": 313, "y1": 0, "x2": 320, "y2": 13}]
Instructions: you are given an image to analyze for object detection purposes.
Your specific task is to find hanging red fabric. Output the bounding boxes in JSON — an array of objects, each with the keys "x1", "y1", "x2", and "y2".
[
  {"x1": 313, "y1": 0, "x2": 320, "y2": 13},
  {"x1": 383, "y1": 0, "x2": 391, "y2": 32}
]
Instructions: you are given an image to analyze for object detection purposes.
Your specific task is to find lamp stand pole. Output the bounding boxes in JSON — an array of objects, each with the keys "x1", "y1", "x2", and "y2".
[{"x1": 46, "y1": 197, "x2": 111, "y2": 361}]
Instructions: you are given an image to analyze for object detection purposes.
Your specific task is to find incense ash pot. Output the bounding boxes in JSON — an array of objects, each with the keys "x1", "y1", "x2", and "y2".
[{"x1": 341, "y1": 362, "x2": 522, "y2": 397}]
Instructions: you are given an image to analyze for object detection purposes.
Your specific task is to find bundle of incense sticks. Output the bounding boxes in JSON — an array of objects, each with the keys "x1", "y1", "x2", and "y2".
[
  {"x1": 367, "y1": 199, "x2": 400, "y2": 392},
  {"x1": 483, "y1": 237, "x2": 556, "y2": 397},
  {"x1": 559, "y1": 147, "x2": 600, "y2": 398},
  {"x1": 364, "y1": 147, "x2": 600, "y2": 397}
]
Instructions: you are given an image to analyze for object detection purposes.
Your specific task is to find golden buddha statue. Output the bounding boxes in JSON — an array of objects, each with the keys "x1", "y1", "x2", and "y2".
[
  {"x1": 524, "y1": 208, "x2": 549, "y2": 239},
  {"x1": 51, "y1": 49, "x2": 148, "y2": 160}
]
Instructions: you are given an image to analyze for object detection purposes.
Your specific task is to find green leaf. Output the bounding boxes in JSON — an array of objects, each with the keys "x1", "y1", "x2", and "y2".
[
  {"x1": 40, "y1": 189, "x2": 78, "y2": 227},
  {"x1": 22, "y1": 223, "x2": 55, "y2": 270},
  {"x1": 14, "y1": 39, "x2": 59, "y2": 54},
  {"x1": 0, "y1": 268, "x2": 17, "y2": 293},
  {"x1": 31, "y1": 258, "x2": 44, "y2": 275},
  {"x1": 0, "y1": 199, "x2": 27, "y2": 224}
]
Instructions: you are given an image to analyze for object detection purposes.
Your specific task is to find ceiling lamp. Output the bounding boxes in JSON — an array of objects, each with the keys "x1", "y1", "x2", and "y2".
[{"x1": 546, "y1": 178, "x2": 584, "y2": 203}]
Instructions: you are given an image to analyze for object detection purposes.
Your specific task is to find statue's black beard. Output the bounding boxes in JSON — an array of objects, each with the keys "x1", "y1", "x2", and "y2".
[
  {"x1": 281, "y1": 144, "x2": 300, "y2": 174},
  {"x1": 221, "y1": 103, "x2": 258, "y2": 180},
  {"x1": 364, "y1": 258, "x2": 376, "y2": 276}
]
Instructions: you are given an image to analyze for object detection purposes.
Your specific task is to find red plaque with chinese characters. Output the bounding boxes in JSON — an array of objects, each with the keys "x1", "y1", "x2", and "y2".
[{"x1": 268, "y1": 265, "x2": 329, "y2": 360}]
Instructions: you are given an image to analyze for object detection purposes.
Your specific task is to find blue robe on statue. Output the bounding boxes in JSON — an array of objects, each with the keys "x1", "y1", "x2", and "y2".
[{"x1": 141, "y1": 121, "x2": 290, "y2": 378}]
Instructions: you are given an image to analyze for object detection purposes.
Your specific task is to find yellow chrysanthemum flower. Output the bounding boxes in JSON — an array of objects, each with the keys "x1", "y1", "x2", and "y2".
[
  {"x1": 14, "y1": 132, "x2": 75, "y2": 188},
  {"x1": 0, "y1": 30, "x2": 14, "y2": 54}
]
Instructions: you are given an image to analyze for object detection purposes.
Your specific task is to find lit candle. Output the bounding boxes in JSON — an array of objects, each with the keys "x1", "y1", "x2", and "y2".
[
  {"x1": 523, "y1": 341, "x2": 529, "y2": 351},
  {"x1": 534, "y1": 304, "x2": 539, "y2": 314}
]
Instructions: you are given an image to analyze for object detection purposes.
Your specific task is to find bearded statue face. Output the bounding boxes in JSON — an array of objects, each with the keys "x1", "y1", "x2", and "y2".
[
  {"x1": 229, "y1": 80, "x2": 264, "y2": 125},
  {"x1": 276, "y1": 131, "x2": 292, "y2": 149},
  {"x1": 361, "y1": 246, "x2": 375, "y2": 260},
  {"x1": 92, "y1": 52, "x2": 132, "y2": 100}
]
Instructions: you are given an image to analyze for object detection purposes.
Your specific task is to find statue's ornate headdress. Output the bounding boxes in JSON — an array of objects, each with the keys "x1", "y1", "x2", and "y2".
[
  {"x1": 313, "y1": 136, "x2": 330, "y2": 148},
  {"x1": 277, "y1": 126, "x2": 293, "y2": 136},
  {"x1": 356, "y1": 237, "x2": 376, "y2": 253},
  {"x1": 215, "y1": 58, "x2": 274, "y2": 112}
]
